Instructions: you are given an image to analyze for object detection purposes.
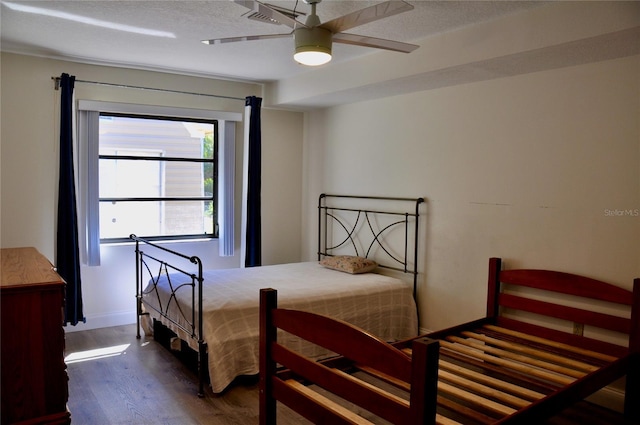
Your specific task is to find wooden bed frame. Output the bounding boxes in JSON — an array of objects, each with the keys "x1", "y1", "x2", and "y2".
[
  {"x1": 260, "y1": 287, "x2": 440, "y2": 424},
  {"x1": 260, "y1": 258, "x2": 639, "y2": 424},
  {"x1": 132, "y1": 194, "x2": 424, "y2": 396}
]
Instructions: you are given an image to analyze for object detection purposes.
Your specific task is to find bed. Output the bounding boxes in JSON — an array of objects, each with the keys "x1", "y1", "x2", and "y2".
[
  {"x1": 261, "y1": 257, "x2": 639, "y2": 424},
  {"x1": 132, "y1": 194, "x2": 425, "y2": 395},
  {"x1": 260, "y1": 287, "x2": 439, "y2": 424}
]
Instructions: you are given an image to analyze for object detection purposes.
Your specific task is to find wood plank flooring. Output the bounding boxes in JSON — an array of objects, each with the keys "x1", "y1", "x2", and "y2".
[
  {"x1": 65, "y1": 324, "x2": 636, "y2": 425},
  {"x1": 66, "y1": 324, "x2": 299, "y2": 424}
]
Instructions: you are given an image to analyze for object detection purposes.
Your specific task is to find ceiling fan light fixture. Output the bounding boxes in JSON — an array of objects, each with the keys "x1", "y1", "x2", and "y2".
[{"x1": 294, "y1": 27, "x2": 332, "y2": 66}]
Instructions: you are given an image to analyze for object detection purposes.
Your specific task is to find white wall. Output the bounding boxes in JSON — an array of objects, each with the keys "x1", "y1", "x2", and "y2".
[
  {"x1": 0, "y1": 53, "x2": 304, "y2": 331},
  {"x1": 302, "y1": 54, "x2": 640, "y2": 332}
]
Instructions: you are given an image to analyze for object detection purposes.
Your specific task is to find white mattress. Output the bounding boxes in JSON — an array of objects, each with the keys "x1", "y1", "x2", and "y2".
[{"x1": 142, "y1": 261, "x2": 418, "y2": 393}]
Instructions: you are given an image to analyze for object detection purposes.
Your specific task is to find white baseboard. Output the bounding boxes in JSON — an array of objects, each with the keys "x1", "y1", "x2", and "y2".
[{"x1": 64, "y1": 310, "x2": 137, "y2": 333}]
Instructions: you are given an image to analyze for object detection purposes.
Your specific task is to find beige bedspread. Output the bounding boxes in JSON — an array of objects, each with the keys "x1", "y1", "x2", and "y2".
[{"x1": 142, "y1": 261, "x2": 418, "y2": 393}]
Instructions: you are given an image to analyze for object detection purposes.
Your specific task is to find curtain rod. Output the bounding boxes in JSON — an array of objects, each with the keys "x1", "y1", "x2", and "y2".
[{"x1": 51, "y1": 76, "x2": 246, "y2": 101}]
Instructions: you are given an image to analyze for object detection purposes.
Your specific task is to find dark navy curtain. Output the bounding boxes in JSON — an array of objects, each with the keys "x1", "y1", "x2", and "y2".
[
  {"x1": 57, "y1": 73, "x2": 84, "y2": 325},
  {"x1": 244, "y1": 96, "x2": 262, "y2": 267}
]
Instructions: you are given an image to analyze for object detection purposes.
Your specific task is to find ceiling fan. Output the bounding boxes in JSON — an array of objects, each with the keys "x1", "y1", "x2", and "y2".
[{"x1": 202, "y1": 0, "x2": 419, "y2": 66}]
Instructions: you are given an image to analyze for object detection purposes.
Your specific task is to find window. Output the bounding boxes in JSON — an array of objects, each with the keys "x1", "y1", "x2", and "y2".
[
  {"x1": 78, "y1": 101, "x2": 241, "y2": 265},
  {"x1": 98, "y1": 114, "x2": 217, "y2": 242}
]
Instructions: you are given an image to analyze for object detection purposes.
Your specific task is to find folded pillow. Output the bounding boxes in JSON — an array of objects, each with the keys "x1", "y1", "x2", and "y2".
[{"x1": 320, "y1": 255, "x2": 378, "y2": 274}]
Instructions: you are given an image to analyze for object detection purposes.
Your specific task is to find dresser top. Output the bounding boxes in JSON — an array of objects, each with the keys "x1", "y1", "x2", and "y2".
[{"x1": 1, "y1": 247, "x2": 64, "y2": 289}]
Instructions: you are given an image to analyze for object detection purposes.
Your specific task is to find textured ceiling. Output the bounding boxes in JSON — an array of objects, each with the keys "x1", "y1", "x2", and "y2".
[
  {"x1": 1, "y1": 0, "x2": 546, "y2": 81},
  {"x1": 2, "y1": 1, "x2": 639, "y2": 108}
]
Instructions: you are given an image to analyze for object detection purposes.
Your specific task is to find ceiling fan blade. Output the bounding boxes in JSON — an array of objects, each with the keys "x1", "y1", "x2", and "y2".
[
  {"x1": 233, "y1": 0, "x2": 304, "y2": 29},
  {"x1": 320, "y1": 1, "x2": 413, "y2": 34},
  {"x1": 202, "y1": 33, "x2": 291, "y2": 45},
  {"x1": 332, "y1": 32, "x2": 419, "y2": 53}
]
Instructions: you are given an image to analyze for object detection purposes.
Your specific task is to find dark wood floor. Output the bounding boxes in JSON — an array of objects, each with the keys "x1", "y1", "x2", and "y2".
[{"x1": 65, "y1": 324, "x2": 637, "y2": 425}]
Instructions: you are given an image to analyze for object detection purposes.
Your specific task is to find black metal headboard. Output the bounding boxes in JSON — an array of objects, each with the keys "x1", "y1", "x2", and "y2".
[{"x1": 317, "y1": 194, "x2": 424, "y2": 298}]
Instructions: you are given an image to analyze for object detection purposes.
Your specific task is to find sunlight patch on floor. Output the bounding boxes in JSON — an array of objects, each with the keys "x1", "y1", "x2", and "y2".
[{"x1": 65, "y1": 344, "x2": 130, "y2": 364}]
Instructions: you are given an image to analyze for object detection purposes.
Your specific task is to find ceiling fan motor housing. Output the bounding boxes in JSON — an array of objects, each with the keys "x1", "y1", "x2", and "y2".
[{"x1": 294, "y1": 26, "x2": 332, "y2": 65}]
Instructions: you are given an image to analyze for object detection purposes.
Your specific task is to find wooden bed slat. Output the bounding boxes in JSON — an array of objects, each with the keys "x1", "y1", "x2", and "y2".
[
  {"x1": 439, "y1": 360, "x2": 545, "y2": 401},
  {"x1": 440, "y1": 349, "x2": 560, "y2": 393},
  {"x1": 332, "y1": 368, "x2": 409, "y2": 407},
  {"x1": 271, "y1": 343, "x2": 410, "y2": 422},
  {"x1": 275, "y1": 378, "x2": 373, "y2": 425},
  {"x1": 483, "y1": 325, "x2": 619, "y2": 362},
  {"x1": 437, "y1": 395, "x2": 497, "y2": 425},
  {"x1": 402, "y1": 348, "x2": 557, "y2": 392},
  {"x1": 353, "y1": 362, "x2": 510, "y2": 425},
  {"x1": 362, "y1": 355, "x2": 544, "y2": 408},
  {"x1": 440, "y1": 340, "x2": 575, "y2": 386},
  {"x1": 355, "y1": 365, "x2": 411, "y2": 392},
  {"x1": 438, "y1": 381, "x2": 516, "y2": 416},
  {"x1": 285, "y1": 380, "x2": 374, "y2": 425},
  {"x1": 461, "y1": 331, "x2": 599, "y2": 372},
  {"x1": 446, "y1": 335, "x2": 587, "y2": 379},
  {"x1": 439, "y1": 369, "x2": 530, "y2": 408},
  {"x1": 478, "y1": 327, "x2": 612, "y2": 368},
  {"x1": 436, "y1": 414, "x2": 464, "y2": 425}
]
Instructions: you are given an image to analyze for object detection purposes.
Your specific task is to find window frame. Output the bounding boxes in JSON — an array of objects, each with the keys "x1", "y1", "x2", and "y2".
[
  {"x1": 77, "y1": 100, "x2": 241, "y2": 266},
  {"x1": 97, "y1": 112, "x2": 219, "y2": 243}
]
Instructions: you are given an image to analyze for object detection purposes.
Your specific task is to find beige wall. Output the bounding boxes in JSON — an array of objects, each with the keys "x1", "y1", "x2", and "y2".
[
  {"x1": 302, "y1": 54, "x2": 640, "y2": 332},
  {"x1": 0, "y1": 53, "x2": 304, "y2": 330},
  {"x1": 261, "y1": 108, "x2": 303, "y2": 265}
]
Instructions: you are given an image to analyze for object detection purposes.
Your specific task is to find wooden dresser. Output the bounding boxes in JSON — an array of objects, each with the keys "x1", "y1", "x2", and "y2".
[{"x1": 1, "y1": 247, "x2": 70, "y2": 424}]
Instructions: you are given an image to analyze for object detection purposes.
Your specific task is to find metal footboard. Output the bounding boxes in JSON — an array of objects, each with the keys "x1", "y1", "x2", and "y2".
[{"x1": 131, "y1": 234, "x2": 207, "y2": 397}]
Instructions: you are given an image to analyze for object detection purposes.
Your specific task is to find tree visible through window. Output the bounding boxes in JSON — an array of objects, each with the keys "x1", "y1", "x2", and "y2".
[{"x1": 98, "y1": 114, "x2": 218, "y2": 242}]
